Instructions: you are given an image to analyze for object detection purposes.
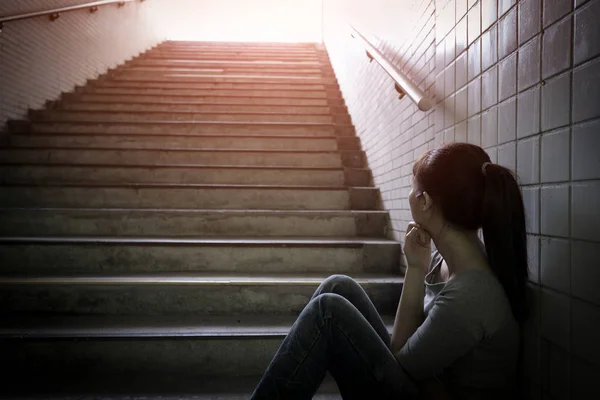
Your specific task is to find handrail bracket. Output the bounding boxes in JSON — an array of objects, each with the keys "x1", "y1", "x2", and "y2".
[{"x1": 349, "y1": 24, "x2": 432, "y2": 111}]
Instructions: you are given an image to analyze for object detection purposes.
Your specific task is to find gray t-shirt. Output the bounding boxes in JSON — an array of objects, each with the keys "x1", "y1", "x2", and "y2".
[{"x1": 396, "y1": 250, "x2": 519, "y2": 399}]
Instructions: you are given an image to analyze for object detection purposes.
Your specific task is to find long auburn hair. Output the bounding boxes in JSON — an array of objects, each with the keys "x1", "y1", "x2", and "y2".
[{"x1": 412, "y1": 142, "x2": 529, "y2": 323}]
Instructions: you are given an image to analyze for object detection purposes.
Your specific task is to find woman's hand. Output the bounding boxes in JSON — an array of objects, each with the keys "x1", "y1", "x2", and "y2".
[{"x1": 404, "y1": 222, "x2": 432, "y2": 273}]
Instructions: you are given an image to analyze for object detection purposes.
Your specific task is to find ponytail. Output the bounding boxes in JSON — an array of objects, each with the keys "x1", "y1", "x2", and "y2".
[{"x1": 481, "y1": 164, "x2": 529, "y2": 323}]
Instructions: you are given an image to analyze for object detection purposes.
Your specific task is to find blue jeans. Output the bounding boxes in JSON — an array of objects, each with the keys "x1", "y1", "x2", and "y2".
[{"x1": 251, "y1": 275, "x2": 420, "y2": 399}]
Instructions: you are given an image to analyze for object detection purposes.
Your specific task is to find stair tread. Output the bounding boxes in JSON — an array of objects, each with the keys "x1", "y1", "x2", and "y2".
[
  {"x1": 1, "y1": 314, "x2": 396, "y2": 338},
  {"x1": 0, "y1": 235, "x2": 398, "y2": 245},
  {"x1": 1, "y1": 146, "x2": 354, "y2": 154},
  {"x1": 8, "y1": 133, "x2": 344, "y2": 139},
  {"x1": 24, "y1": 120, "x2": 346, "y2": 127},
  {"x1": 0, "y1": 163, "x2": 360, "y2": 171},
  {"x1": 0, "y1": 207, "x2": 384, "y2": 215},
  {"x1": 0, "y1": 182, "x2": 370, "y2": 190}
]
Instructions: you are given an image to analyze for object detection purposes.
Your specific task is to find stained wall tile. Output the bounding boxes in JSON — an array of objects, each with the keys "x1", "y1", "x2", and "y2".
[
  {"x1": 467, "y1": 76, "x2": 481, "y2": 117},
  {"x1": 498, "y1": 141, "x2": 517, "y2": 169},
  {"x1": 482, "y1": 65, "x2": 498, "y2": 109},
  {"x1": 540, "y1": 289, "x2": 570, "y2": 350},
  {"x1": 572, "y1": 58, "x2": 600, "y2": 123},
  {"x1": 498, "y1": 96, "x2": 517, "y2": 143},
  {"x1": 468, "y1": 2, "x2": 481, "y2": 44},
  {"x1": 571, "y1": 299, "x2": 600, "y2": 365},
  {"x1": 542, "y1": 16, "x2": 572, "y2": 79},
  {"x1": 517, "y1": 135, "x2": 540, "y2": 184},
  {"x1": 481, "y1": 106, "x2": 499, "y2": 147},
  {"x1": 541, "y1": 72, "x2": 571, "y2": 131},
  {"x1": 572, "y1": 119, "x2": 600, "y2": 180},
  {"x1": 481, "y1": 25, "x2": 498, "y2": 71},
  {"x1": 571, "y1": 240, "x2": 600, "y2": 306},
  {"x1": 481, "y1": 0, "x2": 498, "y2": 31},
  {"x1": 571, "y1": 181, "x2": 600, "y2": 242},
  {"x1": 541, "y1": 128, "x2": 570, "y2": 182},
  {"x1": 520, "y1": 0, "x2": 541, "y2": 44},
  {"x1": 543, "y1": 0, "x2": 573, "y2": 28},
  {"x1": 517, "y1": 86, "x2": 541, "y2": 139},
  {"x1": 499, "y1": 53, "x2": 517, "y2": 101},
  {"x1": 498, "y1": 7, "x2": 517, "y2": 59},
  {"x1": 540, "y1": 184, "x2": 570, "y2": 237},
  {"x1": 574, "y1": 0, "x2": 600, "y2": 64},
  {"x1": 518, "y1": 35, "x2": 541, "y2": 91},
  {"x1": 540, "y1": 237, "x2": 570, "y2": 294},
  {"x1": 467, "y1": 114, "x2": 481, "y2": 145},
  {"x1": 523, "y1": 186, "x2": 540, "y2": 234}
]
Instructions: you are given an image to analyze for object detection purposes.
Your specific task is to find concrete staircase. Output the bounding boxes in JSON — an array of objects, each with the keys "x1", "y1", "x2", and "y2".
[{"x1": 0, "y1": 41, "x2": 403, "y2": 398}]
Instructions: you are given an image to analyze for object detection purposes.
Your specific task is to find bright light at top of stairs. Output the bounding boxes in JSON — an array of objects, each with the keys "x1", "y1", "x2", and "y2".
[{"x1": 164, "y1": 0, "x2": 323, "y2": 42}]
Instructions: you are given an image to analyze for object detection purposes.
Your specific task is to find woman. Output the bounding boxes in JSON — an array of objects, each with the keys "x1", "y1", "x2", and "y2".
[{"x1": 251, "y1": 143, "x2": 529, "y2": 399}]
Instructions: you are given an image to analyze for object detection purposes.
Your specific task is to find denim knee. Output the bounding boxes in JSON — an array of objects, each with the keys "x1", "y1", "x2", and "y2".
[
  {"x1": 313, "y1": 292, "x2": 353, "y2": 319},
  {"x1": 321, "y1": 274, "x2": 355, "y2": 291}
]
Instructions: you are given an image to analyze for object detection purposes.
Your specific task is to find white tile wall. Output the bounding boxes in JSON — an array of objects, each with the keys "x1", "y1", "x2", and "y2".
[
  {"x1": 541, "y1": 16, "x2": 572, "y2": 79},
  {"x1": 573, "y1": 0, "x2": 600, "y2": 64},
  {"x1": 0, "y1": 0, "x2": 170, "y2": 126},
  {"x1": 541, "y1": 72, "x2": 571, "y2": 131},
  {"x1": 324, "y1": 1, "x2": 600, "y2": 396},
  {"x1": 540, "y1": 185, "x2": 570, "y2": 237},
  {"x1": 541, "y1": 288, "x2": 570, "y2": 350},
  {"x1": 572, "y1": 119, "x2": 600, "y2": 180},
  {"x1": 572, "y1": 58, "x2": 600, "y2": 123},
  {"x1": 540, "y1": 237, "x2": 570, "y2": 293},
  {"x1": 571, "y1": 240, "x2": 600, "y2": 306},
  {"x1": 541, "y1": 128, "x2": 570, "y2": 183},
  {"x1": 517, "y1": 85, "x2": 541, "y2": 138}
]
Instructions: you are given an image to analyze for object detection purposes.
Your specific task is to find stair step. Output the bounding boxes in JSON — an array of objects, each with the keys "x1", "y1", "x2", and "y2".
[
  {"x1": 148, "y1": 52, "x2": 321, "y2": 59},
  {"x1": 67, "y1": 92, "x2": 334, "y2": 106},
  {"x1": 0, "y1": 314, "x2": 394, "y2": 339},
  {"x1": 0, "y1": 183, "x2": 378, "y2": 210},
  {"x1": 0, "y1": 208, "x2": 386, "y2": 237},
  {"x1": 0, "y1": 236, "x2": 400, "y2": 274},
  {"x1": 6, "y1": 133, "x2": 357, "y2": 151},
  {"x1": 84, "y1": 86, "x2": 337, "y2": 98},
  {"x1": 120, "y1": 66, "x2": 327, "y2": 75},
  {"x1": 0, "y1": 164, "x2": 365, "y2": 186},
  {"x1": 130, "y1": 59, "x2": 324, "y2": 69},
  {"x1": 0, "y1": 273, "x2": 402, "y2": 315},
  {"x1": 108, "y1": 74, "x2": 336, "y2": 85},
  {"x1": 0, "y1": 148, "x2": 358, "y2": 168},
  {"x1": 60, "y1": 101, "x2": 333, "y2": 114},
  {"x1": 2, "y1": 314, "x2": 358, "y2": 395},
  {"x1": 10, "y1": 121, "x2": 354, "y2": 137},
  {"x1": 32, "y1": 110, "x2": 343, "y2": 124},
  {"x1": 91, "y1": 79, "x2": 329, "y2": 90}
]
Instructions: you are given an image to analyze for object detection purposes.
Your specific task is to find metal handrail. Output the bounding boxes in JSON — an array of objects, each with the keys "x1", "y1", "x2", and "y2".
[
  {"x1": 0, "y1": 0, "x2": 145, "y2": 31},
  {"x1": 350, "y1": 25, "x2": 432, "y2": 112}
]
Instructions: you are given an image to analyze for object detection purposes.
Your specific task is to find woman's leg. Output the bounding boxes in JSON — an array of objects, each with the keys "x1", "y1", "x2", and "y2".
[
  {"x1": 311, "y1": 274, "x2": 391, "y2": 347},
  {"x1": 250, "y1": 292, "x2": 419, "y2": 400}
]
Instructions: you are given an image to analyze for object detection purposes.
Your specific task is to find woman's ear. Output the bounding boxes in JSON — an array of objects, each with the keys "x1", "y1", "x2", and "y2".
[{"x1": 421, "y1": 191, "x2": 434, "y2": 212}]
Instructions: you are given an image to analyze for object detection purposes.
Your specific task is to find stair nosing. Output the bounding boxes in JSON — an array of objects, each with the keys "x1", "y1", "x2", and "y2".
[
  {"x1": 41, "y1": 110, "x2": 337, "y2": 117},
  {"x1": 0, "y1": 236, "x2": 398, "y2": 246},
  {"x1": 64, "y1": 100, "x2": 336, "y2": 108},
  {"x1": 0, "y1": 207, "x2": 386, "y2": 215},
  {"x1": 0, "y1": 273, "x2": 403, "y2": 286},
  {"x1": 77, "y1": 92, "x2": 336, "y2": 100},
  {"x1": 0, "y1": 162, "x2": 348, "y2": 171},
  {"x1": 9, "y1": 132, "x2": 346, "y2": 140},
  {"x1": 0, "y1": 315, "x2": 396, "y2": 339},
  {"x1": 27, "y1": 120, "x2": 348, "y2": 128},
  {"x1": 1, "y1": 146, "x2": 351, "y2": 154},
  {"x1": 0, "y1": 182, "x2": 367, "y2": 190}
]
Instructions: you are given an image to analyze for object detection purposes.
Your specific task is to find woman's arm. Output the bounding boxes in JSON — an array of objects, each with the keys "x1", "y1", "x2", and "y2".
[
  {"x1": 391, "y1": 222, "x2": 431, "y2": 354},
  {"x1": 390, "y1": 264, "x2": 426, "y2": 353}
]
